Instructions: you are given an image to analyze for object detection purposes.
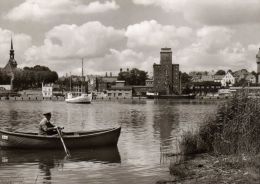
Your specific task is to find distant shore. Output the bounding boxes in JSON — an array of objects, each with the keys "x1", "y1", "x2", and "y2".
[{"x1": 0, "y1": 95, "x2": 230, "y2": 102}]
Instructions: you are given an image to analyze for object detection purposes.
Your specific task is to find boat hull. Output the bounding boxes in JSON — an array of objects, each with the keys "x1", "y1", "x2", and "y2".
[
  {"x1": 65, "y1": 95, "x2": 92, "y2": 104},
  {"x1": 65, "y1": 98, "x2": 91, "y2": 103},
  {"x1": 0, "y1": 127, "x2": 121, "y2": 149}
]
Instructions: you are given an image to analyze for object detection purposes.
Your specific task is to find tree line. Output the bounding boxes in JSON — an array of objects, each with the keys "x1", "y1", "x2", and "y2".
[
  {"x1": 117, "y1": 68, "x2": 148, "y2": 85},
  {"x1": 0, "y1": 65, "x2": 58, "y2": 91}
]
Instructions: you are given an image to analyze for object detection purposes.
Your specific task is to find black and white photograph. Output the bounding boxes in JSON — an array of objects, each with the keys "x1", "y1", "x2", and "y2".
[{"x1": 0, "y1": 0, "x2": 259, "y2": 183}]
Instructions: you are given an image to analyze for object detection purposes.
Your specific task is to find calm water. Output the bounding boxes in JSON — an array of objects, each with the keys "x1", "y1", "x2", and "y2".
[{"x1": 0, "y1": 99, "x2": 218, "y2": 184}]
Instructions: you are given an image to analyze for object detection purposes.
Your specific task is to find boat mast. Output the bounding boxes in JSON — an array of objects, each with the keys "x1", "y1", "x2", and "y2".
[
  {"x1": 81, "y1": 58, "x2": 84, "y2": 93},
  {"x1": 69, "y1": 72, "x2": 72, "y2": 92}
]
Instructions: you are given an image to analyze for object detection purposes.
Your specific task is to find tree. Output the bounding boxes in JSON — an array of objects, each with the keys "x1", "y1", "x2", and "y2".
[
  {"x1": 24, "y1": 65, "x2": 51, "y2": 72},
  {"x1": 227, "y1": 69, "x2": 233, "y2": 73},
  {"x1": 215, "y1": 70, "x2": 226, "y2": 75},
  {"x1": 118, "y1": 68, "x2": 148, "y2": 85},
  {"x1": 234, "y1": 78, "x2": 248, "y2": 87},
  {"x1": 180, "y1": 72, "x2": 192, "y2": 94},
  {"x1": 180, "y1": 72, "x2": 192, "y2": 84},
  {"x1": 11, "y1": 65, "x2": 59, "y2": 90},
  {"x1": 251, "y1": 71, "x2": 257, "y2": 76}
]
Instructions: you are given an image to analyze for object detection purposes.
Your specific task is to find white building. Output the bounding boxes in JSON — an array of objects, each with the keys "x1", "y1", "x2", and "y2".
[
  {"x1": 0, "y1": 85, "x2": 11, "y2": 91},
  {"x1": 145, "y1": 79, "x2": 153, "y2": 87},
  {"x1": 213, "y1": 72, "x2": 235, "y2": 87},
  {"x1": 42, "y1": 83, "x2": 53, "y2": 97},
  {"x1": 220, "y1": 72, "x2": 235, "y2": 87}
]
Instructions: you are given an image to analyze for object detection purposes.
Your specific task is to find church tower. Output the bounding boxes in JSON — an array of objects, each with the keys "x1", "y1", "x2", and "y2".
[
  {"x1": 4, "y1": 37, "x2": 18, "y2": 90},
  {"x1": 4, "y1": 37, "x2": 17, "y2": 70}
]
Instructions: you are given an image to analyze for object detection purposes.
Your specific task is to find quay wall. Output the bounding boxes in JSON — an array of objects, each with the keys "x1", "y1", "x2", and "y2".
[
  {"x1": 0, "y1": 96, "x2": 65, "y2": 101},
  {"x1": 0, "y1": 95, "x2": 232, "y2": 102}
]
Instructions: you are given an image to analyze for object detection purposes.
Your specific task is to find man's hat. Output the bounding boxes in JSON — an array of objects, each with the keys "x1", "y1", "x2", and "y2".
[{"x1": 43, "y1": 112, "x2": 51, "y2": 116}]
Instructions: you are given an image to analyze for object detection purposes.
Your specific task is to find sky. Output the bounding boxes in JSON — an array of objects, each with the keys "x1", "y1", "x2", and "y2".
[{"x1": 0, "y1": 0, "x2": 260, "y2": 76}]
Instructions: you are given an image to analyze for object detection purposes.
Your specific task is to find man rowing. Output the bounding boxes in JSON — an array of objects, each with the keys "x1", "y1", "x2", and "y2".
[{"x1": 39, "y1": 112, "x2": 59, "y2": 135}]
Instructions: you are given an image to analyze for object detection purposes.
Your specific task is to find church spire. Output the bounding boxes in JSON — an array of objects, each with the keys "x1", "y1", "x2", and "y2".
[
  {"x1": 10, "y1": 36, "x2": 14, "y2": 60},
  {"x1": 11, "y1": 36, "x2": 13, "y2": 50}
]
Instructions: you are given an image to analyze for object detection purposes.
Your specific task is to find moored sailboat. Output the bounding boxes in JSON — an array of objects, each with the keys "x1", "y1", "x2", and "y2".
[{"x1": 65, "y1": 59, "x2": 92, "y2": 104}]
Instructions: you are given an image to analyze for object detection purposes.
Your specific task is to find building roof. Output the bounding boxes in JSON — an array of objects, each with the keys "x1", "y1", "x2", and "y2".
[
  {"x1": 201, "y1": 75, "x2": 214, "y2": 82},
  {"x1": 109, "y1": 86, "x2": 132, "y2": 90},
  {"x1": 99, "y1": 76, "x2": 118, "y2": 83},
  {"x1": 214, "y1": 75, "x2": 225, "y2": 80}
]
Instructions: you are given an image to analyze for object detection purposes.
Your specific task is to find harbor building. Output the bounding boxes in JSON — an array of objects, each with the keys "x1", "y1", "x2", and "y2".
[
  {"x1": 153, "y1": 48, "x2": 180, "y2": 95},
  {"x1": 106, "y1": 80, "x2": 132, "y2": 98},
  {"x1": 96, "y1": 72, "x2": 117, "y2": 92}
]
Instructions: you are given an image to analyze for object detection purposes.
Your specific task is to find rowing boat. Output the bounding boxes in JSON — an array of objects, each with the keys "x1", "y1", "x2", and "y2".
[{"x1": 0, "y1": 127, "x2": 121, "y2": 149}]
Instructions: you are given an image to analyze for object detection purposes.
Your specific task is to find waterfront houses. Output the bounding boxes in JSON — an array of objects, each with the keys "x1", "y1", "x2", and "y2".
[
  {"x1": 96, "y1": 74, "x2": 117, "y2": 92},
  {"x1": 106, "y1": 81, "x2": 132, "y2": 98}
]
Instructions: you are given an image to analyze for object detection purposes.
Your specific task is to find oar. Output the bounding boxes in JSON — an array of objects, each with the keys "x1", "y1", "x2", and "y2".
[{"x1": 56, "y1": 127, "x2": 71, "y2": 157}]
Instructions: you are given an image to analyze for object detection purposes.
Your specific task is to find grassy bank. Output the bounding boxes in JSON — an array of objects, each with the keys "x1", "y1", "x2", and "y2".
[{"x1": 165, "y1": 92, "x2": 260, "y2": 183}]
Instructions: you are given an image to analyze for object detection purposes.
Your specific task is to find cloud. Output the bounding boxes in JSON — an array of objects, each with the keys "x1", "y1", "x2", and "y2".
[
  {"x1": 84, "y1": 49, "x2": 156, "y2": 75},
  {"x1": 196, "y1": 26, "x2": 233, "y2": 54},
  {"x1": 24, "y1": 21, "x2": 125, "y2": 74},
  {"x1": 0, "y1": 28, "x2": 32, "y2": 68},
  {"x1": 5, "y1": 0, "x2": 119, "y2": 21},
  {"x1": 133, "y1": 0, "x2": 185, "y2": 12},
  {"x1": 173, "y1": 26, "x2": 257, "y2": 72},
  {"x1": 125, "y1": 20, "x2": 193, "y2": 50},
  {"x1": 133, "y1": 0, "x2": 260, "y2": 25}
]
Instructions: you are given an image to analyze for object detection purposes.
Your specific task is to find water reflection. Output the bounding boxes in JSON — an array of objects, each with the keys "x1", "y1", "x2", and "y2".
[
  {"x1": 0, "y1": 100, "x2": 217, "y2": 184},
  {"x1": 0, "y1": 147, "x2": 121, "y2": 183},
  {"x1": 0, "y1": 147, "x2": 121, "y2": 164}
]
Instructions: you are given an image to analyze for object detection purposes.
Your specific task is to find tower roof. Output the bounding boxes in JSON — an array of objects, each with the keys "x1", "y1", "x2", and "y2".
[
  {"x1": 11, "y1": 36, "x2": 13, "y2": 50},
  {"x1": 161, "y1": 48, "x2": 172, "y2": 53}
]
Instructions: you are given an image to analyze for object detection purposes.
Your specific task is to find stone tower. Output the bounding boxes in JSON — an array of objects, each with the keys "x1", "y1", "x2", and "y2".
[
  {"x1": 153, "y1": 48, "x2": 180, "y2": 95},
  {"x1": 256, "y1": 48, "x2": 260, "y2": 83}
]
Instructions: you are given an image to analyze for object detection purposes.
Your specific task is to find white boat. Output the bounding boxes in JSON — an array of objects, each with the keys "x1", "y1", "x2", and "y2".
[
  {"x1": 65, "y1": 92, "x2": 92, "y2": 103},
  {"x1": 146, "y1": 92, "x2": 159, "y2": 99},
  {"x1": 65, "y1": 58, "x2": 92, "y2": 104}
]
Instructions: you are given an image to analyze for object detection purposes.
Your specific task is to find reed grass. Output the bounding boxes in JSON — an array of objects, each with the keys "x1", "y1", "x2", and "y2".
[
  {"x1": 168, "y1": 91, "x2": 260, "y2": 183},
  {"x1": 180, "y1": 91, "x2": 260, "y2": 155}
]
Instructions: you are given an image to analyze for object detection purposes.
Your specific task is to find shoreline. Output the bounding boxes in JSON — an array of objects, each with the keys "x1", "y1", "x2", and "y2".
[
  {"x1": 157, "y1": 153, "x2": 259, "y2": 184},
  {"x1": 0, "y1": 96, "x2": 229, "y2": 102}
]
